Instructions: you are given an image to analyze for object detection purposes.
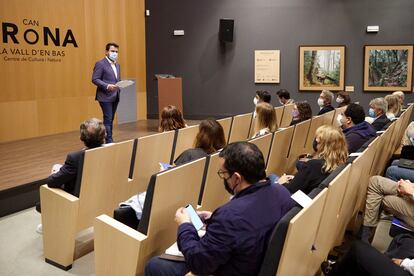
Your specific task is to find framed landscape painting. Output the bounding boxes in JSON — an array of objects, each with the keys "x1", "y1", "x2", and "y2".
[
  {"x1": 364, "y1": 45, "x2": 413, "y2": 92},
  {"x1": 299, "y1": 46, "x2": 345, "y2": 91}
]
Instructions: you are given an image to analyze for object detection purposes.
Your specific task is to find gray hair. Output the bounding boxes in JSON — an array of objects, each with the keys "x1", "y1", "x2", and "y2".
[
  {"x1": 80, "y1": 118, "x2": 106, "y2": 148},
  {"x1": 392, "y1": 91, "x2": 405, "y2": 101},
  {"x1": 369, "y1": 97, "x2": 388, "y2": 114},
  {"x1": 321, "y1": 90, "x2": 334, "y2": 104}
]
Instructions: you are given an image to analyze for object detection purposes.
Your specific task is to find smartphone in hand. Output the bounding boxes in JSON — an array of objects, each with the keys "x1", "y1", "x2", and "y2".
[{"x1": 185, "y1": 204, "x2": 204, "y2": 231}]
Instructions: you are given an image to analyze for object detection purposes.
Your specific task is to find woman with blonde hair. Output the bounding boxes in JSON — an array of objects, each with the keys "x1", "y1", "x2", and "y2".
[
  {"x1": 252, "y1": 102, "x2": 278, "y2": 138},
  {"x1": 385, "y1": 94, "x2": 402, "y2": 120},
  {"x1": 159, "y1": 105, "x2": 187, "y2": 132},
  {"x1": 278, "y1": 125, "x2": 349, "y2": 194}
]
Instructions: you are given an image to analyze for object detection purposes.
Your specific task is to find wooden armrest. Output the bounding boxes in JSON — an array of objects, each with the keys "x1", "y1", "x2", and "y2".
[
  {"x1": 40, "y1": 184, "x2": 79, "y2": 202},
  {"x1": 94, "y1": 215, "x2": 147, "y2": 276}
]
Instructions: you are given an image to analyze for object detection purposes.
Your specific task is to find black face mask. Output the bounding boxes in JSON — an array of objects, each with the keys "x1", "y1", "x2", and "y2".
[
  {"x1": 223, "y1": 179, "x2": 235, "y2": 195},
  {"x1": 313, "y1": 139, "x2": 318, "y2": 152}
]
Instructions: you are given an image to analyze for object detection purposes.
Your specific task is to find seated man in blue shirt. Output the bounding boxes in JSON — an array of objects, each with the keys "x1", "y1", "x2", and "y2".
[{"x1": 145, "y1": 141, "x2": 295, "y2": 276}]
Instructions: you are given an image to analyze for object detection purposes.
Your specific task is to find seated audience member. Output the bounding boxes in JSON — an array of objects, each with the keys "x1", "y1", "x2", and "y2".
[
  {"x1": 276, "y1": 89, "x2": 294, "y2": 105},
  {"x1": 366, "y1": 97, "x2": 390, "y2": 131},
  {"x1": 322, "y1": 235, "x2": 414, "y2": 276},
  {"x1": 159, "y1": 105, "x2": 187, "y2": 132},
  {"x1": 360, "y1": 177, "x2": 414, "y2": 242},
  {"x1": 386, "y1": 122, "x2": 414, "y2": 182},
  {"x1": 278, "y1": 125, "x2": 348, "y2": 194},
  {"x1": 253, "y1": 90, "x2": 271, "y2": 118},
  {"x1": 338, "y1": 103, "x2": 376, "y2": 153},
  {"x1": 317, "y1": 90, "x2": 335, "y2": 115},
  {"x1": 386, "y1": 94, "x2": 402, "y2": 120},
  {"x1": 393, "y1": 90, "x2": 406, "y2": 108},
  {"x1": 252, "y1": 102, "x2": 278, "y2": 138},
  {"x1": 36, "y1": 118, "x2": 106, "y2": 233},
  {"x1": 290, "y1": 101, "x2": 313, "y2": 126},
  {"x1": 47, "y1": 118, "x2": 106, "y2": 196},
  {"x1": 336, "y1": 91, "x2": 351, "y2": 108},
  {"x1": 174, "y1": 119, "x2": 226, "y2": 165},
  {"x1": 145, "y1": 142, "x2": 295, "y2": 276},
  {"x1": 117, "y1": 119, "x2": 226, "y2": 228}
]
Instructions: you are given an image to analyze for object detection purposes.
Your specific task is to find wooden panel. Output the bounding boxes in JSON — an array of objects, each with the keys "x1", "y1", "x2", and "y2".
[
  {"x1": 280, "y1": 104, "x2": 294, "y2": 128},
  {"x1": 228, "y1": 112, "x2": 253, "y2": 143},
  {"x1": 311, "y1": 165, "x2": 351, "y2": 272},
  {"x1": 275, "y1": 106, "x2": 284, "y2": 127},
  {"x1": 286, "y1": 119, "x2": 311, "y2": 174},
  {"x1": 173, "y1": 124, "x2": 200, "y2": 161},
  {"x1": 0, "y1": 0, "x2": 146, "y2": 141},
  {"x1": 266, "y1": 126, "x2": 295, "y2": 176},
  {"x1": 0, "y1": 101, "x2": 39, "y2": 142},
  {"x1": 95, "y1": 214, "x2": 146, "y2": 276},
  {"x1": 217, "y1": 117, "x2": 233, "y2": 144},
  {"x1": 77, "y1": 140, "x2": 134, "y2": 231},
  {"x1": 249, "y1": 133, "x2": 273, "y2": 165},
  {"x1": 137, "y1": 158, "x2": 206, "y2": 275},
  {"x1": 201, "y1": 153, "x2": 231, "y2": 211},
  {"x1": 276, "y1": 189, "x2": 328, "y2": 276},
  {"x1": 305, "y1": 115, "x2": 325, "y2": 153},
  {"x1": 130, "y1": 131, "x2": 175, "y2": 195}
]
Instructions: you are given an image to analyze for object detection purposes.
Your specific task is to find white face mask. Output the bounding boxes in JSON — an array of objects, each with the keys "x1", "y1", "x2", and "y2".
[
  {"x1": 317, "y1": 98, "x2": 325, "y2": 107},
  {"x1": 336, "y1": 97, "x2": 344, "y2": 104},
  {"x1": 337, "y1": 114, "x2": 343, "y2": 126},
  {"x1": 253, "y1": 97, "x2": 258, "y2": 105},
  {"x1": 108, "y1": 51, "x2": 118, "y2": 62}
]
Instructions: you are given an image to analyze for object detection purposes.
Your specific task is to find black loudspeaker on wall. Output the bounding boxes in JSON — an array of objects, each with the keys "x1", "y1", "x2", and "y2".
[{"x1": 219, "y1": 19, "x2": 234, "y2": 42}]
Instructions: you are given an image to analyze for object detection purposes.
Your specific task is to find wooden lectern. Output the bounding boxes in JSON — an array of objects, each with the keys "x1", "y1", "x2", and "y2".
[{"x1": 155, "y1": 76, "x2": 183, "y2": 117}]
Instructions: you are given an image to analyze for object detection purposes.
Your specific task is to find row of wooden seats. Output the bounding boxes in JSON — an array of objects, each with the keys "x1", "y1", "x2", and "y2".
[
  {"x1": 40, "y1": 101, "x2": 395, "y2": 272},
  {"x1": 89, "y1": 106, "x2": 353, "y2": 275},
  {"x1": 258, "y1": 105, "x2": 413, "y2": 275}
]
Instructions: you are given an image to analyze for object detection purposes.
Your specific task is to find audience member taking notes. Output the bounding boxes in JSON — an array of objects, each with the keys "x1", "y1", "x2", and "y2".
[{"x1": 145, "y1": 142, "x2": 295, "y2": 276}]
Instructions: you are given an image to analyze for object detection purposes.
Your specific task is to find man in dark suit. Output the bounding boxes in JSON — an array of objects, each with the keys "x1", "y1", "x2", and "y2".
[
  {"x1": 46, "y1": 118, "x2": 106, "y2": 196},
  {"x1": 92, "y1": 42, "x2": 121, "y2": 143},
  {"x1": 368, "y1": 97, "x2": 390, "y2": 131},
  {"x1": 317, "y1": 90, "x2": 335, "y2": 115}
]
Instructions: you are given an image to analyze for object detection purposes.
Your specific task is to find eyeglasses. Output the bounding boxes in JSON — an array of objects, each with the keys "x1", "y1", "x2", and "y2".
[{"x1": 217, "y1": 170, "x2": 233, "y2": 180}]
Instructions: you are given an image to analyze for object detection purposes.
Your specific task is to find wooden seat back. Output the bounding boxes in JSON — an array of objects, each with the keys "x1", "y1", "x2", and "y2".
[
  {"x1": 199, "y1": 152, "x2": 231, "y2": 211},
  {"x1": 285, "y1": 119, "x2": 311, "y2": 173},
  {"x1": 275, "y1": 106, "x2": 284, "y2": 127},
  {"x1": 130, "y1": 131, "x2": 175, "y2": 195},
  {"x1": 172, "y1": 124, "x2": 199, "y2": 161},
  {"x1": 310, "y1": 165, "x2": 351, "y2": 272},
  {"x1": 249, "y1": 133, "x2": 273, "y2": 165},
  {"x1": 266, "y1": 126, "x2": 295, "y2": 176},
  {"x1": 276, "y1": 189, "x2": 328, "y2": 276},
  {"x1": 280, "y1": 104, "x2": 294, "y2": 128},
  {"x1": 304, "y1": 115, "x2": 325, "y2": 153},
  {"x1": 77, "y1": 140, "x2": 135, "y2": 231},
  {"x1": 228, "y1": 112, "x2": 253, "y2": 143},
  {"x1": 217, "y1": 117, "x2": 233, "y2": 144}
]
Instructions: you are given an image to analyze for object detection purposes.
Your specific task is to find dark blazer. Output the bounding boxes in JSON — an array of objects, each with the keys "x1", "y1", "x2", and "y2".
[
  {"x1": 177, "y1": 180, "x2": 295, "y2": 276},
  {"x1": 284, "y1": 159, "x2": 330, "y2": 195},
  {"x1": 92, "y1": 57, "x2": 121, "y2": 102},
  {"x1": 317, "y1": 105, "x2": 334, "y2": 115},
  {"x1": 47, "y1": 150, "x2": 84, "y2": 197},
  {"x1": 371, "y1": 114, "x2": 390, "y2": 131}
]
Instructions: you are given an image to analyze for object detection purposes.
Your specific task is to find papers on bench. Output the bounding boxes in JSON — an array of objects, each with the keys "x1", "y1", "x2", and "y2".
[
  {"x1": 349, "y1": 152, "x2": 363, "y2": 157},
  {"x1": 162, "y1": 230, "x2": 206, "y2": 261},
  {"x1": 116, "y1": 80, "x2": 134, "y2": 88},
  {"x1": 291, "y1": 190, "x2": 312, "y2": 208}
]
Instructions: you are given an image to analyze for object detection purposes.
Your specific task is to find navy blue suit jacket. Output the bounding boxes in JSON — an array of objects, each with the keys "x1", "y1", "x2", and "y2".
[
  {"x1": 177, "y1": 180, "x2": 295, "y2": 276},
  {"x1": 92, "y1": 57, "x2": 121, "y2": 102}
]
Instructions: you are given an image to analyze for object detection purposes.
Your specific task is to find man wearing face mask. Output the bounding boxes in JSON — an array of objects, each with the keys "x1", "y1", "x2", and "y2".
[
  {"x1": 317, "y1": 90, "x2": 335, "y2": 115},
  {"x1": 92, "y1": 42, "x2": 121, "y2": 143},
  {"x1": 366, "y1": 97, "x2": 390, "y2": 131},
  {"x1": 338, "y1": 103, "x2": 376, "y2": 153},
  {"x1": 145, "y1": 142, "x2": 294, "y2": 276}
]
